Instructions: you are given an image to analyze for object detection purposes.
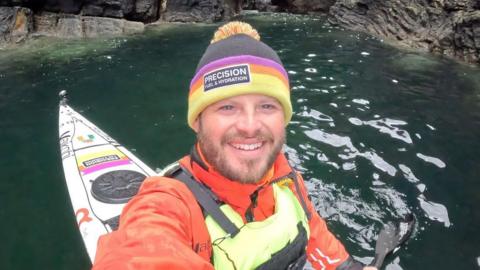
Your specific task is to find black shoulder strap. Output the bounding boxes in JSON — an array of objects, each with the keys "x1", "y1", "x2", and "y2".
[
  {"x1": 169, "y1": 167, "x2": 240, "y2": 237},
  {"x1": 289, "y1": 171, "x2": 312, "y2": 221}
]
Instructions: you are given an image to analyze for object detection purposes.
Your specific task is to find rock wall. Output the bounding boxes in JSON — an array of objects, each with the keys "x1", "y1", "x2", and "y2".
[
  {"x1": 1, "y1": 0, "x2": 479, "y2": 64},
  {"x1": 0, "y1": 0, "x2": 234, "y2": 23},
  {"x1": 0, "y1": 6, "x2": 144, "y2": 46},
  {"x1": 329, "y1": 0, "x2": 480, "y2": 64},
  {"x1": 0, "y1": 0, "x2": 235, "y2": 46},
  {"x1": 34, "y1": 12, "x2": 145, "y2": 38},
  {"x1": 287, "y1": 0, "x2": 334, "y2": 13},
  {"x1": 163, "y1": 0, "x2": 226, "y2": 22},
  {"x1": 0, "y1": 1, "x2": 161, "y2": 22},
  {"x1": 0, "y1": 6, "x2": 32, "y2": 43}
]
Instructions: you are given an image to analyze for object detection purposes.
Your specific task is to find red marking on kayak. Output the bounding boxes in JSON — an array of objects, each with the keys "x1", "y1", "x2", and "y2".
[{"x1": 76, "y1": 208, "x2": 93, "y2": 227}]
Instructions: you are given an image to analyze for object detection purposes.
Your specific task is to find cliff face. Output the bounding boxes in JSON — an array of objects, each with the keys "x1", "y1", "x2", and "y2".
[
  {"x1": 0, "y1": 0, "x2": 236, "y2": 23},
  {"x1": 0, "y1": 0, "x2": 235, "y2": 46},
  {"x1": 328, "y1": 0, "x2": 480, "y2": 64},
  {"x1": 0, "y1": 0, "x2": 161, "y2": 22},
  {"x1": 0, "y1": 6, "x2": 145, "y2": 42},
  {"x1": 1, "y1": 0, "x2": 479, "y2": 64},
  {"x1": 0, "y1": 6, "x2": 33, "y2": 44}
]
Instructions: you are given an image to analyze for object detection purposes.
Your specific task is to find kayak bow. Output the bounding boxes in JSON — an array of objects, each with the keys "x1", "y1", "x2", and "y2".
[{"x1": 58, "y1": 91, "x2": 156, "y2": 261}]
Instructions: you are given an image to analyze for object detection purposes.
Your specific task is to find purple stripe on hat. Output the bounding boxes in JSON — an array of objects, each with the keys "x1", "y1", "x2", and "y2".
[{"x1": 190, "y1": 55, "x2": 288, "y2": 89}]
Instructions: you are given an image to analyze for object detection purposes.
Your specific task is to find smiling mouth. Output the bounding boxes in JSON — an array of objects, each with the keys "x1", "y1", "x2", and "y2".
[{"x1": 230, "y1": 142, "x2": 263, "y2": 151}]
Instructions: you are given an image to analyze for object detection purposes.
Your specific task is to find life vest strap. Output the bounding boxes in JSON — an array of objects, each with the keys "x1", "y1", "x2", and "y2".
[
  {"x1": 289, "y1": 172, "x2": 312, "y2": 220},
  {"x1": 170, "y1": 167, "x2": 241, "y2": 237}
]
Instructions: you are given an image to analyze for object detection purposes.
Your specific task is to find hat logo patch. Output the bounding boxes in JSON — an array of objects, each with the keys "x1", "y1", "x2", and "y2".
[{"x1": 203, "y1": 64, "x2": 250, "y2": 92}]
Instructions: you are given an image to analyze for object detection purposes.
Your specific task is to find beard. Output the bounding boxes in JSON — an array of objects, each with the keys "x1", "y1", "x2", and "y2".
[{"x1": 197, "y1": 120, "x2": 285, "y2": 184}]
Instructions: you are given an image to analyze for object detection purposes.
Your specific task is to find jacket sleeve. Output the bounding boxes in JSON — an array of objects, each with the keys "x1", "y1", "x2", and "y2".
[
  {"x1": 92, "y1": 176, "x2": 213, "y2": 270},
  {"x1": 292, "y1": 173, "x2": 354, "y2": 270}
]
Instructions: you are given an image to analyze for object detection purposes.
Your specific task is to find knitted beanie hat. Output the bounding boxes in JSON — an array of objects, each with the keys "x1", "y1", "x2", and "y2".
[{"x1": 187, "y1": 21, "x2": 292, "y2": 128}]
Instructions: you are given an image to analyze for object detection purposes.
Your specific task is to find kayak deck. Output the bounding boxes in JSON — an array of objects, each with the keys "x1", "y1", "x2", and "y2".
[{"x1": 59, "y1": 102, "x2": 156, "y2": 261}]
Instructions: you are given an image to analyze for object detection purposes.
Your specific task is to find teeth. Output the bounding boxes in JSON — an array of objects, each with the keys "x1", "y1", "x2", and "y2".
[{"x1": 232, "y1": 142, "x2": 262, "y2": 151}]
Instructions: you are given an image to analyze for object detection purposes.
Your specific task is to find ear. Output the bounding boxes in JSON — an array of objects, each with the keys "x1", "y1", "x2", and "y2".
[{"x1": 191, "y1": 116, "x2": 200, "y2": 133}]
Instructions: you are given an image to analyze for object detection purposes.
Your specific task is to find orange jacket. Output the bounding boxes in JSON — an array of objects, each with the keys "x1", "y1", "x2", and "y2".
[{"x1": 93, "y1": 153, "x2": 350, "y2": 270}]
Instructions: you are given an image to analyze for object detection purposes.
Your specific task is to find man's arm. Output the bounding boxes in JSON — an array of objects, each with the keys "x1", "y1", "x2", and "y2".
[{"x1": 92, "y1": 177, "x2": 213, "y2": 270}]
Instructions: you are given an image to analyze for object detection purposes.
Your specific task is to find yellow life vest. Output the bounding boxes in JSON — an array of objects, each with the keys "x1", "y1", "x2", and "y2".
[
  {"x1": 205, "y1": 183, "x2": 310, "y2": 270},
  {"x1": 164, "y1": 162, "x2": 311, "y2": 270}
]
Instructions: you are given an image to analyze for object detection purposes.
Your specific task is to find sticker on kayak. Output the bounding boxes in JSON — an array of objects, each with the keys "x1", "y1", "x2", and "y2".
[
  {"x1": 77, "y1": 149, "x2": 131, "y2": 175},
  {"x1": 77, "y1": 134, "x2": 95, "y2": 143},
  {"x1": 59, "y1": 131, "x2": 73, "y2": 160},
  {"x1": 76, "y1": 208, "x2": 93, "y2": 227}
]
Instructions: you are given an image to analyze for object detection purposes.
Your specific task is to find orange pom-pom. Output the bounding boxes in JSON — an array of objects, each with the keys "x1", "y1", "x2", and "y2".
[{"x1": 211, "y1": 21, "x2": 260, "y2": 44}]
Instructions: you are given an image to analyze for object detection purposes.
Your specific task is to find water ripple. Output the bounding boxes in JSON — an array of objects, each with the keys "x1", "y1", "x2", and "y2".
[
  {"x1": 418, "y1": 195, "x2": 451, "y2": 227},
  {"x1": 304, "y1": 129, "x2": 397, "y2": 176},
  {"x1": 352, "y1": 98, "x2": 370, "y2": 105},
  {"x1": 299, "y1": 108, "x2": 333, "y2": 122},
  {"x1": 349, "y1": 117, "x2": 413, "y2": 144},
  {"x1": 398, "y1": 164, "x2": 426, "y2": 192},
  {"x1": 416, "y1": 153, "x2": 446, "y2": 168},
  {"x1": 305, "y1": 178, "x2": 384, "y2": 224}
]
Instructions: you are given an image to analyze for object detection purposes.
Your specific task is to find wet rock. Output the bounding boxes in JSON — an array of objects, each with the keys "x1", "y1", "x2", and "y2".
[
  {"x1": 58, "y1": 15, "x2": 83, "y2": 38},
  {"x1": 0, "y1": 0, "x2": 82, "y2": 13},
  {"x1": 123, "y1": 18, "x2": 145, "y2": 34},
  {"x1": 43, "y1": 0, "x2": 84, "y2": 14},
  {"x1": 32, "y1": 12, "x2": 57, "y2": 36},
  {"x1": 80, "y1": 0, "x2": 159, "y2": 22},
  {"x1": 329, "y1": 0, "x2": 480, "y2": 64},
  {"x1": 255, "y1": 0, "x2": 279, "y2": 12},
  {"x1": 32, "y1": 12, "x2": 144, "y2": 39},
  {"x1": 0, "y1": 6, "x2": 33, "y2": 45},
  {"x1": 287, "y1": 0, "x2": 335, "y2": 13},
  {"x1": 104, "y1": 6, "x2": 124, "y2": 18},
  {"x1": 163, "y1": 0, "x2": 228, "y2": 22},
  {"x1": 1, "y1": 0, "x2": 160, "y2": 22},
  {"x1": 126, "y1": 0, "x2": 159, "y2": 22},
  {"x1": 80, "y1": 0, "x2": 124, "y2": 18},
  {"x1": 81, "y1": 4, "x2": 104, "y2": 17},
  {"x1": 83, "y1": 16, "x2": 124, "y2": 37},
  {"x1": 243, "y1": 0, "x2": 285, "y2": 12},
  {"x1": 84, "y1": 16, "x2": 145, "y2": 37}
]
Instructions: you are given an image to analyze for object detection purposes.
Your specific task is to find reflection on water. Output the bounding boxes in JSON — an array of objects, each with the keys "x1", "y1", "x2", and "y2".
[
  {"x1": 416, "y1": 153, "x2": 446, "y2": 168},
  {"x1": 0, "y1": 13, "x2": 479, "y2": 270},
  {"x1": 418, "y1": 195, "x2": 451, "y2": 227},
  {"x1": 304, "y1": 128, "x2": 398, "y2": 176},
  {"x1": 349, "y1": 117, "x2": 412, "y2": 144}
]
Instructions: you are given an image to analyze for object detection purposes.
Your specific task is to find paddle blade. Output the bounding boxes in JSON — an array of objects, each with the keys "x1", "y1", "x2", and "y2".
[{"x1": 370, "y1": 214, "x2": 415, "y2": 268}]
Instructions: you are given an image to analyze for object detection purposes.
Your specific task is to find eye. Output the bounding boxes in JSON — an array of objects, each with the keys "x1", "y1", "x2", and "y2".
[
  {"x1": 217, "y1": 104, "x2": 237, "y2": 114},
  {"x1": 260, "y1": 103, "x2": 279, "y2": 111},
  {"x1": 219, "y1": 105, "x2": 235, "y2": 111}
]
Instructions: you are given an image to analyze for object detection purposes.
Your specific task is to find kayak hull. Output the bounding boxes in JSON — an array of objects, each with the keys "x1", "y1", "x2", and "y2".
[{"x1": 58, "y1": 103, "x2": 156, "y2": 261}]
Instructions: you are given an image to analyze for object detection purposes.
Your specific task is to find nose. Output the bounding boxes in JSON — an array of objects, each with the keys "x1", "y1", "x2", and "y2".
[{"x1": 235, "y1": 107, "x2": 262, "y2": 137}]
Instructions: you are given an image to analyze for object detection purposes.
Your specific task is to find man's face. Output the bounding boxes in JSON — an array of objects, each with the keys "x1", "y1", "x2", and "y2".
[{"x1": 192, "y1": 94, "x2": 286, "y2": 184}]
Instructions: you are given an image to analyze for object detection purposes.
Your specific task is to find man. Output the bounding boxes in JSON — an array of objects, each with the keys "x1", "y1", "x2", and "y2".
[{"x1": 93, "y1": 22, "x2": 377, "y2": 270}]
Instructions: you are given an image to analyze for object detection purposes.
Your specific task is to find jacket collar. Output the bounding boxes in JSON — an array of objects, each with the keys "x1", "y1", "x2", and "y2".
[{"x1": 179, "y1": 144, "x2": 294, "y2": 209}]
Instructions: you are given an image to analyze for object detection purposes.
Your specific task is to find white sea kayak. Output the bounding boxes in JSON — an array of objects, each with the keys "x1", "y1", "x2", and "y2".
[{"x1": 58, "y1": 92, "x2": 156, "y2": 262}]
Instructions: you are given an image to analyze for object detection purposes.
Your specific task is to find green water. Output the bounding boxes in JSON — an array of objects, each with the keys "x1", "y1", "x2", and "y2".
[{"x1": 1, "y1": 14, "x2": 479, "y2": 269}]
